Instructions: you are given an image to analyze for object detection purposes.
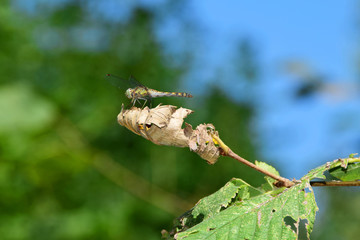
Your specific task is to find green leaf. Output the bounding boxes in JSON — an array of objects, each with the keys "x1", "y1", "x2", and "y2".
[
  {"x1": 348, "y1": 153, "x2": 358, "y2": 158},
  {"x1": 255, "y1": 161, "x2": 280, "y2": 177},
  {"x1": 170, "y1": 157, "x2": 360, "y2": 240},
  {"x1": 176, "y1": 179, "x2": 263, "y2": 231},
  {"x1": 301, "y1": 164, "x2": 328, "y2": 180},
  {"x1": 255, "y1": 161, "x2": 280, "y2": 191},
  {"x1": 192, "y1": 179, "x2": 263, "y2": 219},
  {"x1": 329, "y1": 163, "x2": 360, "y2": 181},
  {"x1": 175, "y1": 181, "x2": 316, "y2": 240}
]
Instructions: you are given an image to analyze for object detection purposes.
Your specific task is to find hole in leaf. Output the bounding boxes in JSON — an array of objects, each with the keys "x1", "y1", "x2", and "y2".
[
  {"x1": 207, "y1": 227, "x2": 216, "y2": 231},
  {"x1": 284, "y1": 216, "x2": 297, "y2": 233},
  {"x1": 298, "y1": 219, "x2": 309, "y2": 240},
  {"x1": 272, "y1": 209, "x2": 276, "y2": 213}
]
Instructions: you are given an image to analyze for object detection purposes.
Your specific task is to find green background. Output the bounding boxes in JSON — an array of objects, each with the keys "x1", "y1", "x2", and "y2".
[{"x1": 0, "y1": 1, "x2": 359, "y2": 239}]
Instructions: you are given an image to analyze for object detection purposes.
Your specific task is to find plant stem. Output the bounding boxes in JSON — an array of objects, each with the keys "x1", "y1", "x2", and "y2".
[
  {"x1": 212, "y1": 133, "x2": 294, "y2": 187},
  {"x1": 310, "y1": 181, "x2": 360, "y2": 187},
  {"x1": 226, "y1": 149, "x2": 295, "y2": 187}
]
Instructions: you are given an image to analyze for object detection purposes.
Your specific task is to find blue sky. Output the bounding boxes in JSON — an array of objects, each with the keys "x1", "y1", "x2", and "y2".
[
  {"x1": 186, "y1": 1, "x2": 357, "y2": 85},
  {"x1": 183, "y1": 1, "x2": 360, "y2": 178}
]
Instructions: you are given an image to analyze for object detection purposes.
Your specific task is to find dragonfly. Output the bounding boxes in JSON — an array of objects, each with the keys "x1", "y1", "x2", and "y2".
[{"x1": 106, "y1": 74, "x2": 193, "y2": 108}]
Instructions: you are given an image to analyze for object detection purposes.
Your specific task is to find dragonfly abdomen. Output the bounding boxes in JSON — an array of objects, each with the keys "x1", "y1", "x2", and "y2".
[{"x1": 149, "y1": 89, "x2": 193, "y2": 98}]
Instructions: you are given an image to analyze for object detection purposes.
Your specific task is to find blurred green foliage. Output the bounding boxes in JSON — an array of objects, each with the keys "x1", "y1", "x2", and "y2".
[
  {"x1": 1, "y1": 1, "x2": 358, "y2": 239},
  {"x1": 0, "y1": 1, "x2": 263, "y2": 239}
]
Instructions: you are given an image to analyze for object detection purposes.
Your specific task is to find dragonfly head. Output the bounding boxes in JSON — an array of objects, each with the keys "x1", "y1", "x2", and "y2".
[{"x1": 125, "y1": 88, "x2": 133, "y2": 99}]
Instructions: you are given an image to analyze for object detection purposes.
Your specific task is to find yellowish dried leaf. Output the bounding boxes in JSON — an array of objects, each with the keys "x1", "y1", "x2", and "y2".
[
  {"x1": 117, "y1": 105, "x2": 221, "y2": 163},
  {"x1": 189, "y1": 124, "x2": 220, "y2": 164},
  {"x1": 118, "y1": 105, "x2": 192, "y2": 147}
]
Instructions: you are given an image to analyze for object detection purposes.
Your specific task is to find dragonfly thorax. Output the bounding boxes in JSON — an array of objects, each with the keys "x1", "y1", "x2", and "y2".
[{"x1": 125, "y1": 88, "x2": 133, "y2": 99}]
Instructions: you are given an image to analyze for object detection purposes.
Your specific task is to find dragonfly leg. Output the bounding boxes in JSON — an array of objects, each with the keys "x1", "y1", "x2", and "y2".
[
  {"x1": 135, "y1": 99, "x2": 143, "y2": 107},
  {"x1": 141, "y1": 99, "x2": 148, "y2": 108}
]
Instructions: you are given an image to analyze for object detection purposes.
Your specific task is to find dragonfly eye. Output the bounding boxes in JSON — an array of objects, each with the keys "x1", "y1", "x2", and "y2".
[{"x1": 125, "y1": 88, "x2": 132, "y2": 99}]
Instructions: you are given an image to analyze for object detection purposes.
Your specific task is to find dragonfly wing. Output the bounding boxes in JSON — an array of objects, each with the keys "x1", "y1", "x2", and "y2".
[
  {"x1": 105, "y1": 74, "x2": 130, "y2": 89},
  {"x1": 129, "y1": 75, "x2": 147, "y2": 88},
  {"x1": 105, "y1": 74, "x2": 145, "y2": 89},
  {"x1": 106, "y1": 74, "x2": 160, "y2": 108}
]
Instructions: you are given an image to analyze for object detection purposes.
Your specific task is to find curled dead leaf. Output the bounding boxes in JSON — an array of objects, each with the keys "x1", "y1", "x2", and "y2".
[
  {"x1": 117, "y1": 105, "x2": 220, "y2": 163},
  {"x1": 118, "y1": 104, "x2": 193, "y2": 147},
  {"x1": 188, "y1": 123, "x2": 220, "y2": 164}
]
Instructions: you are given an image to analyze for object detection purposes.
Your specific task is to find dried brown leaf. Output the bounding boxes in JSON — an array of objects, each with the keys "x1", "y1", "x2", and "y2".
[
  {"x1": 189, "y1": 124, "x2": 220, "y2": 164},
  {"x1": 118, "y1": 105, "x2": 192, "y2": 147},
  {"x1": 117, "y1": 105, "x2": 220, "y2": 163}
]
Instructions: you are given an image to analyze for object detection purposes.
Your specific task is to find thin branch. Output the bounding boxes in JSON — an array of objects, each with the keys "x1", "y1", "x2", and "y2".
[
  {"x1": 212, "y1": 134, "x2": 295, "y2": 188},
  {"x1": 310, "y1": 181, "x2": 360, "y2": 187}
]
